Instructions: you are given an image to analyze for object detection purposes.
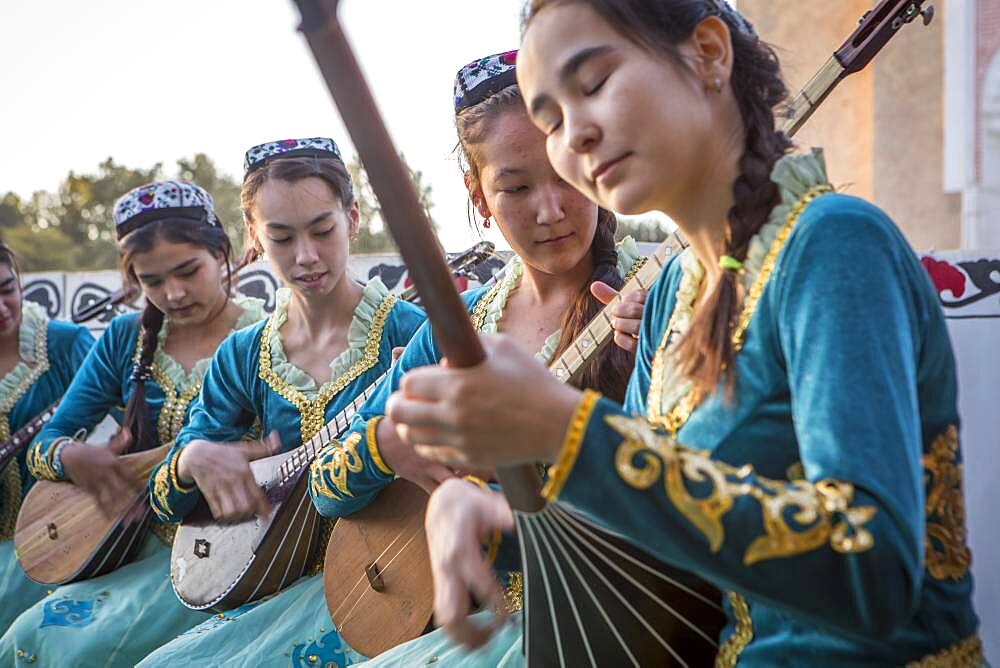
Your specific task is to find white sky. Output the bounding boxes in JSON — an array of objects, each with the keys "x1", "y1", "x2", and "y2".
[{"x1": 0, "y1": 0, "x2": 532, "y2": 251}]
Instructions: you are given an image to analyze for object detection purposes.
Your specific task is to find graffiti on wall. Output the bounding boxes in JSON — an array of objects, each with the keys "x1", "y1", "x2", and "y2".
[{"x1": 22, "y1": 251, "x2": 510, "y2": 333}]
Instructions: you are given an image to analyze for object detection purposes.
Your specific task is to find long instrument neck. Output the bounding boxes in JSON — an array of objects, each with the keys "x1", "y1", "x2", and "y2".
[
  {"x1": 548, "y1": 233, "x2": 687, "y2": 384},
  {"x1": 0, "y1": 400, "x2": 59, "y2": 470}
]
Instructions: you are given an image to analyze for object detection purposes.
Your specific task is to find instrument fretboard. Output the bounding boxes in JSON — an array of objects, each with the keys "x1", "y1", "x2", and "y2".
[
  {"x1": 547, "y1": 232, "x2": 687, "y2": 385},
  {"x1": 0, "y1": 400, "x2": 59, "y2": 471}
]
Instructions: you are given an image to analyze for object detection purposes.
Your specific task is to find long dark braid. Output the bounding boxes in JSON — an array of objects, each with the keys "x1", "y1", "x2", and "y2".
[
  {"x1": 121, "y1": 302, "x2": 165, "y2": 452},
  {"x1": 549, "y1": 207, "x2": 633, "y2": 401},
  {"x1": 117, "y1": 217, "x2": 233, "y2": 451},
  {"x1": 525, "y1": 0, "x2": 793, "y2": 398}
]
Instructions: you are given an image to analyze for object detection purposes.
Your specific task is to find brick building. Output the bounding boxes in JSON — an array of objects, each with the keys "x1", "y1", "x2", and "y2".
[{"x1": 738, "y1": 0, "x2": 1000, "y2": 251}]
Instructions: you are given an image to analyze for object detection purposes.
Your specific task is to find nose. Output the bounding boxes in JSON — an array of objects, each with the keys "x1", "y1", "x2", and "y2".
[
  {"x1": 535, "y1": 183, "x2": 567, "y2": 226},
  {"x1": 295, "y1": 238, "x2": 320, "y2": 267},
  {"x1": 164, "y1": 277, "x2": 187, "y2": 304},
  {"x1": 565, "y1": 110, "x2": 601, "y2": 155}
]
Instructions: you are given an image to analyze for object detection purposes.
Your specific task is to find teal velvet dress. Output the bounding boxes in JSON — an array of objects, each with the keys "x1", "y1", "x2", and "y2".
[
  {"x1": 309, "y1": 243, "x2": 641, "y2": 666},
  {"x1": 137, "y1": 278, "x2": 425, "y2": 668},
  {"x1": 360, "y1": 151, "x2": 983, "y2": 667},
  {"x1": 0, "y1": 302, "x2": 94, "y2": 633},
  {"x1": 0, "y1": 297, "x2": 264, "y2": 667}
]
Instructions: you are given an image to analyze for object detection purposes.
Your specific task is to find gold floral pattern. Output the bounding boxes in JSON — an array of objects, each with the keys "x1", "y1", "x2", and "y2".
[
  {"x1": 259, "y1": 295, "x2": 396, "y2": 444},
  {"x1": 608, "y1": 415, "x2": 876, "y2": 565},
  {"x1": 151, "y1": 448, "x2": 193, "y2": 521},
  {"x1": 715, "y1": 592, "x2": 753, "y2": 668},
  {"x1": 905, "y1": 635, "x2": 982, "y2": 668},
  {"x1": 922, "y1": 425, "x2": 972, "y2": 581},
  {"x1": 309, "y1": 432, "x2": 364, "y2": 500}
]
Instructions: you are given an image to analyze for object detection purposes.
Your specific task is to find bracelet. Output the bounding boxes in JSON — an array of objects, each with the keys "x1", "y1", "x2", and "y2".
[
  {"x1": 462, "y1": 475, "x2": 501, "y2": 565},
  {"x1": 50, "y1": 437, "x2": 73, "y2": 478},
  {"x1": 540, "y1": 389, "x2": 601, "y2": 502},
  {"x1": 366, "y1": 417, "x2": 394, "y2": 476}
]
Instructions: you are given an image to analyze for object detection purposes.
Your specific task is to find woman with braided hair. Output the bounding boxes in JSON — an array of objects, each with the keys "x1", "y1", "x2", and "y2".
[
  {"x1": 377, "y1": 1, "x2": 983, "y2": 666},
  {"x1": 0, "y1": 240, "x2": 94, "y2": 630},
  {"x1": 309, "y1": 50, "x2": 645, "y2": 667},
  {"x1": 1, "y1": 181, "x2": 265, "y2": 665}
]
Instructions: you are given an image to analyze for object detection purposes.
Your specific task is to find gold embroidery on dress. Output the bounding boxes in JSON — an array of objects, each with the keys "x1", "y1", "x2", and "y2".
[
  {"x1": 470, "y1": 281, "x2": 505, "y2": 332},
  {"x1": 715, "y1": 592, "x2": 753, "y2": 668},
  {"x1": 905, "y1": 635, "x2": 982, "y2": 668},
  {"x1": 503, "y1": 571, "x2": 524, "y2": 613},
  {"x1": 609, "y1": 416, "x2": 876, "y2": 564},
  {"x1": 922, "y1": 425, "x2": 972, "y2": 581},
  {"x1": 12, "y1": 321, "x2": 56, "y2": 484},
  {"x1": 309, "y1": 432, "x2": 364, "y2": 500},
  {"x1": 647, "y1": 185, "x2": 833, "y2": 436},
  {"x1": 259, "y1": 294, "x2": 396, "y2": 444}
]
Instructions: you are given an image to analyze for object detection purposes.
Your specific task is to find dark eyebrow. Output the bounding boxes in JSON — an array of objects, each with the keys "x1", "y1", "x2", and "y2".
[
  {"x1": 494, "y1": 168, "x2": 526, "y2": 180},
  {"x1": 264, "y1": 210, "x2": 334, "y2": 231},
  {"x1": 529, "y1": 45, "x2": 614, "y2": 116},
  {"x1": 137, "y1": 258, "x2": 198, "y2": 281}
]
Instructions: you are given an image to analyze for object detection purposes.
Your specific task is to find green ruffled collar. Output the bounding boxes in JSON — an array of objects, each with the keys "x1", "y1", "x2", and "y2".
[
  {"x1": 651, "y1": 149, "x2": 830, "y2": 418},
  {"x1": 266, "y1": 277, "x2": 392, "y2": 398},
  {"x1": 482, "y1": 236, "x2": 642, "y2": 363},
  {"x1": 0, "y1": 301, "x2": 49, "y2": 415},
  {"x1": 154, "y1": 295, "x2": 266, "y2": 392}
]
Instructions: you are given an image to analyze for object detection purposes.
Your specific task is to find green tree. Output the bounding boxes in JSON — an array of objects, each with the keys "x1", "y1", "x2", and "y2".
[
  {"x1": 346, "y1": 154, "x2": 436, "y2": 254},
  {"x1": 616, "y1": 216, "x2": 672, "y2": 243},
  {"x1": 3, "y1": 155, "x2": 244, "y2": 272},
  {"x1": 176, "y1": 153, "x2": 244, "y2": 258}
]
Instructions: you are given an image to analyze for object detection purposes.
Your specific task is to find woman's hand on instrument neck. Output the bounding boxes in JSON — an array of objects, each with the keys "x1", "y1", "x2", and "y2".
[
  {"x1": 60, "y1": 427, "x2": 137, "y2": 519},
  {"x1": 426, "y1": 478, "x2": 514, "y2": 649},
  {"x1": 176, "y1": 432, "x2": 280, "y2": 523},
  {"x1": 374, "y1": 417, "x2": 455, "y2": 494},
  {"x1": 386, "y1": 334, "x2": 581, "y2": 468},
  {"x1": 591, "y1": 281, "x2": 648, "y2": 353}
]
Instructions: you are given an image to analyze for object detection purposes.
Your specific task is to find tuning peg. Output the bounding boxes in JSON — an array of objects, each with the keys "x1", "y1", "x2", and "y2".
[{"x1": 921, "y1": 5, "x2": 935, "y2": 26}]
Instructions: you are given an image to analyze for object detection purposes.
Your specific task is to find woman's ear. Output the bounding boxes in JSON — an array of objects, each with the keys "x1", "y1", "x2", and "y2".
[
  {"x1": 347, "y1": 199, "x2": 361, "y2": 239},
  {"x1": 689, "y1": 15, "x2": 735, "y2": 90},
  {"x1": 464, "y1": 172, "x2": 492, "y2": 220}
]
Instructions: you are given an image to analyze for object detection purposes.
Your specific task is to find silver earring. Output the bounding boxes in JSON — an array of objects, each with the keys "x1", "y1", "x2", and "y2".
[{"x1": 713, "y1": 76, "x2": 723, "y2": 93}]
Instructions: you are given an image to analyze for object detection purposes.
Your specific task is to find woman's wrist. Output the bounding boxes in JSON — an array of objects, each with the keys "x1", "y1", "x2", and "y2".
[
  {"x1": 540, "y1": 389, "x2": 601, "y2": 501},
  {"x1": 175, "y1": 442, "x2": 201, "y2": 487},
  {"x1": 540, "y1": 383, "x2": 588, "y2": 463}
]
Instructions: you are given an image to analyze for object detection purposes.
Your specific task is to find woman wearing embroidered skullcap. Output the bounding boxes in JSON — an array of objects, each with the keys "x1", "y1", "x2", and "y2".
[
  {"x1": 379, "y1": 1, "x2": 983, "y2": 666},
  {"x1": 1, "y1": 181, "x2": 266, "y2": 665},
  {"x1": 307, "y1": 50, "x2": 647, "y2": 666},
  {"x1": 0, "y1": 240, "x2": 95, "y2": 631},
  {"x1": 136, "y1": 137, "x2": 426, "y2": 667}
]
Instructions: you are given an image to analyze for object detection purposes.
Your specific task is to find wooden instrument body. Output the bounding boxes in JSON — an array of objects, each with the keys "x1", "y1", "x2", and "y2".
[
  {"x1": 14, "y1": 444, "x2": 168, "y2": 585},
  {"x1": 323, "y1": 479, "x2": 432, "y2": 658},
  {"x1": 170, "y1": 447, "x2": 321, "y2": 612}
]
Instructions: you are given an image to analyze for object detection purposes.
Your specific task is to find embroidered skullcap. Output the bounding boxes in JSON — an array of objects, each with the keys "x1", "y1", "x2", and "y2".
[
  {"x1": 243, "y1": 137, "x2": 343, "y2": 180},
  {"x1": 454, "y1": 50, "x2": 518, "y2": 113},
  {"x1": 710, "y1": 0, "x2": 757, "y2": 39},
  {"x1": 113, "y1": 180, "x2": 218, "y2": 240}
]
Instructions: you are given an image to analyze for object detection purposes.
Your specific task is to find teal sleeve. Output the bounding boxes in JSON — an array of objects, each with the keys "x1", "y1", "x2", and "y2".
[
  {"x1": 27, "y1": 317, "x2": 129, "y2": 481},
  {"x1": 309, "y1": 316, "x2": 442, "y2": 519},
  {"x1": 308, "y1": 292, "x2": 473, "y2": 519},
  {"x1": 149, "y1": 330, "x2": 258, "y2": 523},
  {"x1": 557, "y1": 198, "x2": 928, "y2": 639}
]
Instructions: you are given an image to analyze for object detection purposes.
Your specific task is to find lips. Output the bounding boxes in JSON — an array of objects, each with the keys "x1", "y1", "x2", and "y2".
[
  {"x1": 170, "y1": 304, "x2": 196, "y2": 317},
  {"x1": 538, "y1": 232, "x2": 574, "y2": 245},
  {"x1": 590, "y1": 153, "x2": 631, "y2": 184},
  {"x1": 296, "y1": 271, "x2": 328, "y2": 286}
]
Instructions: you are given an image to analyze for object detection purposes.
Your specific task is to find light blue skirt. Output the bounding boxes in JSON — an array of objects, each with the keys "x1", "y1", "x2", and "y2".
[
  {"x1": 356, "y1": 611, "x2": 524, "y2": 667},
  {"x1": 0, "y1": 539, "x2": 50, "y2": 633},
  {"x1": 0, "y1": 534, "x2": 209, "y2": 667},
  {"x1": 137, "y1": 574, "x2": 365, "y2": 668}
]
